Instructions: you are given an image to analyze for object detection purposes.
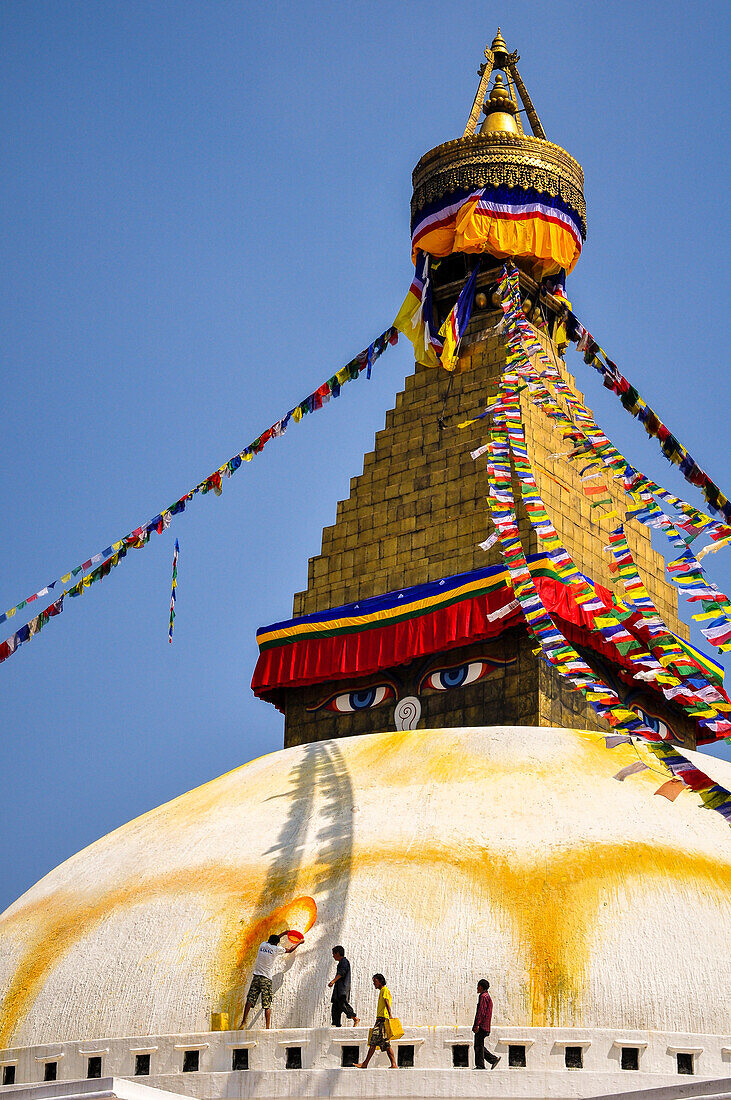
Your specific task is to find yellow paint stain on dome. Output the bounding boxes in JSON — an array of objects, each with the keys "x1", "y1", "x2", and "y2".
[
  {"x1": 2, "y1": 834, "x2": 727, "y2": 1044},
  {"x1": 350, "y1": 841, "x2": 729, "y2": 1027},
  {"x1": 0, "y1": 864, "x2": 267, "y2": 1049},
  {"x1": 282, "y1": 895, "x2": 317, "y2": 935},
  {"x1": 1, "y1": 729, "x2": 729, "y2": 1044},
  {"x1": 375, "y1": 725, "x2": 655, "y2": 792},
  {"x1": 230, "y1": 895, "x2": 317, "y2": 973}
]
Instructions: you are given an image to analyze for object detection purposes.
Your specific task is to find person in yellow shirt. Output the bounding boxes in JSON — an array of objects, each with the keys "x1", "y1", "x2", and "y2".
[{"x1": 356, "y1": 973, "x2": 397, "y2": 1069}]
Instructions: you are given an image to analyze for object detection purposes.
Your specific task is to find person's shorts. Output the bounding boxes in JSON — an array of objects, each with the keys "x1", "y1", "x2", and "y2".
[
  {"x1": 368, "y1": 1017, "x2": 391, "y2": 1052},
  {"x1": 246, "y1": 974, "x2": 273, "y2": 1010}
]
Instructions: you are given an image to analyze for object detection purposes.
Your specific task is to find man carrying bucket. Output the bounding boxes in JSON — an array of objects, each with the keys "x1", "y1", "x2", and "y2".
[{"x1": 239, "y1": 931, "x2": 303, "y2": 1029}]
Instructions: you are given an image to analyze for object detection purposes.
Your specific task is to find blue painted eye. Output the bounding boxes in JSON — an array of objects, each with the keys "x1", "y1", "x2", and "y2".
[
  {"x1": 351, "y1": 688, "x2": 378, "y2": 709},
  {"x1": 421, "y1": 660, "x2": 499, "y2": 693},
  {"x1": 439, "y1": 665, "x2": 470, "y2": 689},
  {"x1": 633, "y1": 707, "x2": 672, "y2": 740},
  {"x1": 324, "y1": 684, "x2": 394, "y2": 713}
]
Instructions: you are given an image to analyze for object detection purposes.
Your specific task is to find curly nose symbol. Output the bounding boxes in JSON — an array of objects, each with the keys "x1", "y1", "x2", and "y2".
[{"x1": 394, "y1": 696, "x2": 421, "y2": 731}]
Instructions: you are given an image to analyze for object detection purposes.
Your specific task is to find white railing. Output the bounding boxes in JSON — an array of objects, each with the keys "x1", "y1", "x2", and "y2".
[{"x1": 1, "y1": 1026, "x2": 729, "y2": 1086}]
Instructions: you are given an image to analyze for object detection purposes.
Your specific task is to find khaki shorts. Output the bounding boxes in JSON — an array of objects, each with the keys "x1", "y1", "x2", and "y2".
[
  {"x1": 368, "y1": 1017, "x2": 391, "y2": 1052},
  {"x1": 246, "y1": 974, "x2": 273, "y2": 1010}
]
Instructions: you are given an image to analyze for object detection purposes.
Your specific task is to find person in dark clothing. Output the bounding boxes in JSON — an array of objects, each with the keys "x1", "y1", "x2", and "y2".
[
  {"x1": 328, "y1": 946, "x2": 360, "y2": 1027},
  {"x1": 473, "y1": 979, "x2": 500, "y2": 1069}
]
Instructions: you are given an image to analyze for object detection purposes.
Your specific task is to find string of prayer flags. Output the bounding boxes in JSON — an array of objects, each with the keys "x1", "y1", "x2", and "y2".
[
  {"x1": 484, "y1": 425, "x2": 664, "y2": 744},
  {"x1": 624, "y1": 488, "x2": 731, "y2": 652},
  {"x1": 481, "y1": 366, "x2": 664, "y2": 744},
  {"x1": 597, "y1": 729, "x2": 731, "y2": 817},
  {"x1": 498, "y1": 280, "x2": 713, "y2": 549},
  {"x1": 0, "y1": 324, "x2": 400, "y2": 663},
  {"x1": 0, "y1": 595, "x2": 64, "y2": 667},
  {"x1": 563, "y1": 310, "x2": 731, "y2": 527},
  {"x1": 491, "y1": 267, "x2": 731, "y2": 742},
  {"x1": 493, "y1": 265, "x2": 731, "y2": 656},
  {"x1": 513, "y1": 273, "x2": 731, "y2": 725},
  {"x1": 169, "y1": 539, "x2": 179, "y2": 644},
  {"x1": 465, "y1": 267, "x2": 731, "y2": 820},
  {"x1": 645, "y1": 741, "x2": 731, "y2": 822}
]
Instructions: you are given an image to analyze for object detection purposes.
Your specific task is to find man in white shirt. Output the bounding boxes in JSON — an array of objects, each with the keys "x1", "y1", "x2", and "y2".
[{"x1": 239, "y1": 933, "x2": 302, "y2": 1029}]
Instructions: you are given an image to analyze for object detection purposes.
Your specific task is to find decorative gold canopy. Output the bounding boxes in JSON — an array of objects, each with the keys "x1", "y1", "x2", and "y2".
[{"x1": 411, "y1": 30, "x2": 586, "y2": 242}]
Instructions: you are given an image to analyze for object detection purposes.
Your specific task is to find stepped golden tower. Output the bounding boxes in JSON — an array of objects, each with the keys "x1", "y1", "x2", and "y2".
[{"x1": 252, "y1": 31, "x2": 695, "y2": 751}]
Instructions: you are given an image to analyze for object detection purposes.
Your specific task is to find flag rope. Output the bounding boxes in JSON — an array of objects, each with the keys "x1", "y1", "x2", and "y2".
[{"x1": 0, "y1": 326, "x2": 399, "y2": 667}]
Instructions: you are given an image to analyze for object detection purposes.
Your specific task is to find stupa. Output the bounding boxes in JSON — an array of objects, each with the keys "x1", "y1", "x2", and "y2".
[{"x1": 0, "y1": 32, "x2": 729, "y2": 1100}]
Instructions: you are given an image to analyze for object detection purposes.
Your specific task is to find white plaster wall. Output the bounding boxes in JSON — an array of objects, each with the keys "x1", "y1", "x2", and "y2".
[{"x1": 0, "y1": 727, "x2": 729, "y2": 1048}]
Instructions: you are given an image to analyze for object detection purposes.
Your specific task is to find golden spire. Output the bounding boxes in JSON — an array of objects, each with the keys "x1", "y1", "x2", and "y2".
[
  {"x1": 463, "y1": 29, "x2": 547, "y2": 141},
  {"x1": 490, "y1": 27, "x2": 509, "y2": 66},
  {"x1": 480, "y1": 73, "x2": 519, "y2": 134}
]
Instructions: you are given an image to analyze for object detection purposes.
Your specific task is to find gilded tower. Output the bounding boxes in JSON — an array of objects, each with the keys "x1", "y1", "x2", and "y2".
[{"x1": 252, "y1": 34, "x2": 695, "y2": 750}]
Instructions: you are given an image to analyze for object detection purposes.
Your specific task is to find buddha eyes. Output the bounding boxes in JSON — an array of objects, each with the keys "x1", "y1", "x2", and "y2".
[
  {"x1": 324, "y1": 684, "x2": 395, "y2": 713},
  {"x1": 420, "y1": 660, "x2": 496, "y2": 693},
  {"x1": 632, "y1": 707, "x2": 672, "y2": 741},
  {"x1": 312, "y1": 657, "x2": 506, "y2": 713}
]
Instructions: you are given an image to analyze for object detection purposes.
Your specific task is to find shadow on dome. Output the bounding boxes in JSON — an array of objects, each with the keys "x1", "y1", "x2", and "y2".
[{"x1": 216, "y1": 738, "x2": 354, "y2": 1029}]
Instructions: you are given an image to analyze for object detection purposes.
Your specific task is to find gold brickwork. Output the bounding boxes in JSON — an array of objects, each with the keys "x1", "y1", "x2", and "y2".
[
  {"x1": 294, "y1": 312, "x2": 686, "y2": 637},
  {"x1": 285, "y1": 311, "x2": 691, "y2": 748}
]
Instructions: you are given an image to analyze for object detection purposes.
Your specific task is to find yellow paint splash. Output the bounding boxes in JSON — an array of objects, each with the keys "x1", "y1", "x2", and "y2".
[
  {"x1": 2, "y1": 729, "x2": 728, "y2": 1042},
  {"x1": 1, "y1": 838, "x2": 727, "y2": 1044}
]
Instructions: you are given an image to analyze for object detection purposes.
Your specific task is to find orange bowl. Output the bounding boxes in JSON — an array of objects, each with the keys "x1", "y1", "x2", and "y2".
[{"x1": 286, "y1": 930, "x2": 305, "y2": 945}]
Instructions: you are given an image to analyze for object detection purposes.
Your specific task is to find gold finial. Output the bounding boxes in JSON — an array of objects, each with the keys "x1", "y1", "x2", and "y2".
[
  {"x1": 480, "y1": 73, "x2": 519, "y2": 134},
  {"x1": 490, "y1": 28, "x2": 509, "y2": 68}
]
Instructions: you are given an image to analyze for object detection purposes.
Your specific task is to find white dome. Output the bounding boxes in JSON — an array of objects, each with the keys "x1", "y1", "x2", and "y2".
[{"x1": 0, "y1": 725, "x2": 729, "y2": 1049}]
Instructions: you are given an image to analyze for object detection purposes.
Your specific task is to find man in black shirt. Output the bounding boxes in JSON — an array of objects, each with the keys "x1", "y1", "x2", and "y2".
[{"x1": 328, "y1": 945, "x2": 360, "y2": 1027}]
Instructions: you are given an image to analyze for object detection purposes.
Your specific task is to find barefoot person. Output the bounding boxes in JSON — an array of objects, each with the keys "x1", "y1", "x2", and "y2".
[
  {"x1": 328, "y1": 946, "x2": 360, "y2": 1027},
  {"x1": 473, "y1": 978, "x2": 500, "y2": 1069},
  {"x1": 356, "y1": 973, "x2": 397, "y2": 1069},
  {"x1": 238, "y1": 933, "x2": 302, "y2": 1030}
]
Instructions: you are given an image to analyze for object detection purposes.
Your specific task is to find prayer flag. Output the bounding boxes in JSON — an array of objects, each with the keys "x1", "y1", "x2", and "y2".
[
  {"x1": 393, "y1": 251, "x2": 442, "y2": 368},
  {"x1": 654, "y1": 778, "x2": 685, "y2": 801},
  {"x1": 169, "y1": 539, "x2": 179, "y2": 644},
  {"x1": 438, "y1": 263, "x2": 480, "y2": 372}
]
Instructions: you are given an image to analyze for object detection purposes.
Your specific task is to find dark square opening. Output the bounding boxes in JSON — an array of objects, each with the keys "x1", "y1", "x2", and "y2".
[
  {"x1": 677, "y1": 1052, "x2": 694, "y2": 1076},
  {"x1": 508, "y1": 1044, "x2": 526, "y2": 1068},
  {"x1": 397, "y1": 1045, "x2": 414, "y2": 1068},
  {"x1": 3, "y1": 1066, "x2": 16, "y2": 1086},
  {"x1": 87, "y1": 1056, "x2": 102, "y2": 1079},
  {"x1": 621, "y1": 1047, "x2": 639, "y2": 1071},
  {"x1": 182, "y1": 1050, "x2": 199, "y2": 1073},
  {"x1": 452, "y1": 1044, "x2": 469, "y2": 1068},
  {"x1": 286, "y1": 1047, "x2": 302, "y2": 1069},
  {"x1": 43, "y1": 1062, "x2": 57, "y2": 1082},
  {"x1": 134, "y1": 1054, "x2": 150, "y2": 1076},
  {"x1": 341, "y1": 1046, "x2": 359, "y2": 1068},
  {"x1": 565, "y1": 1046, "x2": 583, "y2": 1069},
  {"x1": 232, "y1": 1048, "x2": 249, "y2": 1071}
]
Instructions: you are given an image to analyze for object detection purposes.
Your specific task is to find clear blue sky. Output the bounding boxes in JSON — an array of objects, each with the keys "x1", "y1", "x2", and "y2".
[{"x1": 1, "y1": 0, "x2": 729, "y2": 913}]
